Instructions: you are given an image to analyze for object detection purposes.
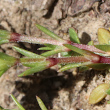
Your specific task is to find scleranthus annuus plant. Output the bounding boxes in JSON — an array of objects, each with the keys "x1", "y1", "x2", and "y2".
[{"x1": 1, "y1": 24, "x2": 110, "y2": 105}]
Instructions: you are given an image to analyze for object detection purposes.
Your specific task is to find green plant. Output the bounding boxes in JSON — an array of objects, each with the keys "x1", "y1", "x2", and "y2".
[
  {"x1": 0, "y1": 94, "x2": 47, "y2": 110},
  {"x1": 1, "y1": 25, "x2": 110, "y2": 105}
]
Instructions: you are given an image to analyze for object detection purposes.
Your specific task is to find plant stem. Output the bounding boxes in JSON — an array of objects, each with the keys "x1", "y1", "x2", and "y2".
[
  {"x1": 10, "y1": 33, "x2": 68, "y2": 45},
  {"x1": 9, "y1": 33, "x2": 105, "y2": 54}
]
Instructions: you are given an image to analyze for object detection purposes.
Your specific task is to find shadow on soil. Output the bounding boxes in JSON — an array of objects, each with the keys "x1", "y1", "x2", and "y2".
[{"x1": 14, "y1": 67, "x2": 106, "y2": 110}]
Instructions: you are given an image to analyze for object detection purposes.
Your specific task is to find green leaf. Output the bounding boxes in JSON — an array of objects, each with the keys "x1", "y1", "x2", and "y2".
[
  {"x1": 89, "y1": 83, "x2": 110, "y2": 104},
  {"x1": 13, "y1": 46, "x2": 44, "y2": 58},
  {"x1": 61, "y1": 51, "x2": 72, "y2": 57},
  {"x1": 88, "y1": 41, "x2": 94, "y2": 45},
  {"x1": 18, "y1": 61, "x2": 49, "y2": 77},
  {"x1": 107, "y1": 101, "x2": 110, "y2": 104},
  {"x1": 0, "y1": 30, "x2": 11, "y2": 39},
  {"x1": 0, "y1": 52, "x2": 15, "y2": 61},
  {"x1": 20, "y1": 58, "x2": 46, "y2": 67},
  {"x1": 39, "y1": 44, "x2": 58, "y2": 51},
  {"x1": 98, "y1": 28, "x2": 110, "y2": 44},
  {"x1": 38, "y1": 47, "x2": 52, "y2": 50},
  {"x1": 44, "y1": 44, "x2": 57, "y2": 49},
  {"x1": 0, "y1": 68, "x2": 9, "y2": 77},
  {"x1": 58, "y1": 62, "x2": 92, "y2": 72},
  {"x1": 0, "y1": 106, "x2": 4, "y2": 109},
  {"x1": 78, "y1": 66, "x2": 89, "y2": 72},
  {"x1": 64, "y1": 44, "x2": 87, "y2": 56},
  {"x1": 36, "y1": 96, "x2": 47, "y2": 110},
  {"x1": 106, "y1": 88, "x2": 110, "y2": 95},
  {"x1": 61, "y1": 51, "x2": 81, "y2": 57},
  {"x1": 95, "y1": 45, "x2": 110, "y2": 52},
  {"x1": 0, "y1": 39, "x2": 9, "y2": 45},
  {"x1": 0, "y1": 106, "x2": 13, "y2": 110},
  {"x1": 36, "y1": 24, "x2": 64, "y2": 42},
  {"x1": 87, "y1": 63, "x2": 110, "y2": 70},
  {"x1": 10, "y1": 94, "x2": 25, "y2": 110},
  {"x1": 0, "y1": 52, "x2": 16, "y2": 77},
  {"x1": 41, "y1": 47, "x2": 64, "y2": 57},
  {"x1": 69, "y1": 28, "x2": 80, "y2": 43}
]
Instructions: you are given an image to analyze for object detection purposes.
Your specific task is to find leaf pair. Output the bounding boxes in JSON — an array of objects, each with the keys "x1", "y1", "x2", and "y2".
[{"x1": 13, "y1": 46, "x2": 51, "y2": 77}]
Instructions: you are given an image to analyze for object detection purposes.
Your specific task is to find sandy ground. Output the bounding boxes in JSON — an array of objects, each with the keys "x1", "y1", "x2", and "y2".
[{"x1": 0, "y1": 0, "x2": 110, "y2": 110}]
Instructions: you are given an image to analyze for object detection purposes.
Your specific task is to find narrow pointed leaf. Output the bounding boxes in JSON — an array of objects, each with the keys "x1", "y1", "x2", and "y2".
[
  {"x1": 38, "y1": 47, "x2": 52, "y2": 50},
  {"x1": 0, "y1": 29, "x2": 11, "y2": 39},
  {"x1": 18, "y1": 62, "x2": 49, "y2": 77},
  {"x1": 58, "y1": 62, "x2": 92, "y2": 72},
  {"x1": 95, "y1": 45, "x2": 110, "y2": 52},
  {"x1": 36, "y1": 24, "x2": 64, "y2": 42},
  {"x1": 61, "y1": 51, "x2": 81, "y2": 57},
  {"x1": 87, "y1": 63, "x2": 110, "y2": 70},
  {"x1": 36, "y1": 96, "x2": 47, "y2": 110},
  {"x1": 0, "y1": 52, "x2": 15, "y2": 60},
  {"x1": 64, "y1": 44, "x2": 87, "y2": 56},
  {"x1": 69, "y1": 28, "x2": 80, "y2": 43},
  {"x1": 10, "y1": 94, "x2": 25, "y2": 110},
  {"x1": 79, "y1": 66, "x2": 89, "y2": 72},
  {"x1": 44, "y1": 44, "x2": 57, "y2": 49},
  {"x1": 20, "y1": 58, "x2": 46, "y2": 67},
  {"x1": 0, "y1": 39, "x2": 9, "y2": 45},
  {"x1": 41, "y1": 48, "x2": 63, "y2": 57},
  {"x1": 0, "y1": 68, "x2": 9, "y2": 77},
  {"x1": 88, "y1": 41, "x2": 94, "y2": 45},
  {"x1": 13, "y1": 46, "x2": 44, "y2": 58},
  {"x1": 0, "y1": 52, "x2": 16, "y2": 77},
  {"x1": 71, "y1": 43, "x2": 106, "y2": 54}
]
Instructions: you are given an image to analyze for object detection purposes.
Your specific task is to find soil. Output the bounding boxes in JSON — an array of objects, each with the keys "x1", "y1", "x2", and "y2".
[{"x1": 0, "y1": 0, "x2": 110, "y2": 110}]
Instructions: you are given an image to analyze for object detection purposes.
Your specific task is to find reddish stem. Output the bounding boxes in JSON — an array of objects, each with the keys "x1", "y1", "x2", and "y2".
[
  {"x1": 9, "y1": 33, "x2": 105, "y2": 54},
  {"x1": 100, "y1": 56, "x2": 110, "y2": 64},
  {"x1": 10, "y1": 33, "x2": 67, "y2": 45},
  {"x1": 47, "y1": 56, "x2": 99, "y2": 67},
  {"x1": 57, "y1": 56, "x2": 90, "y2": 64},
  {"x1": 68, "y1": 41, "x2": 106, "y2": 54}
]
